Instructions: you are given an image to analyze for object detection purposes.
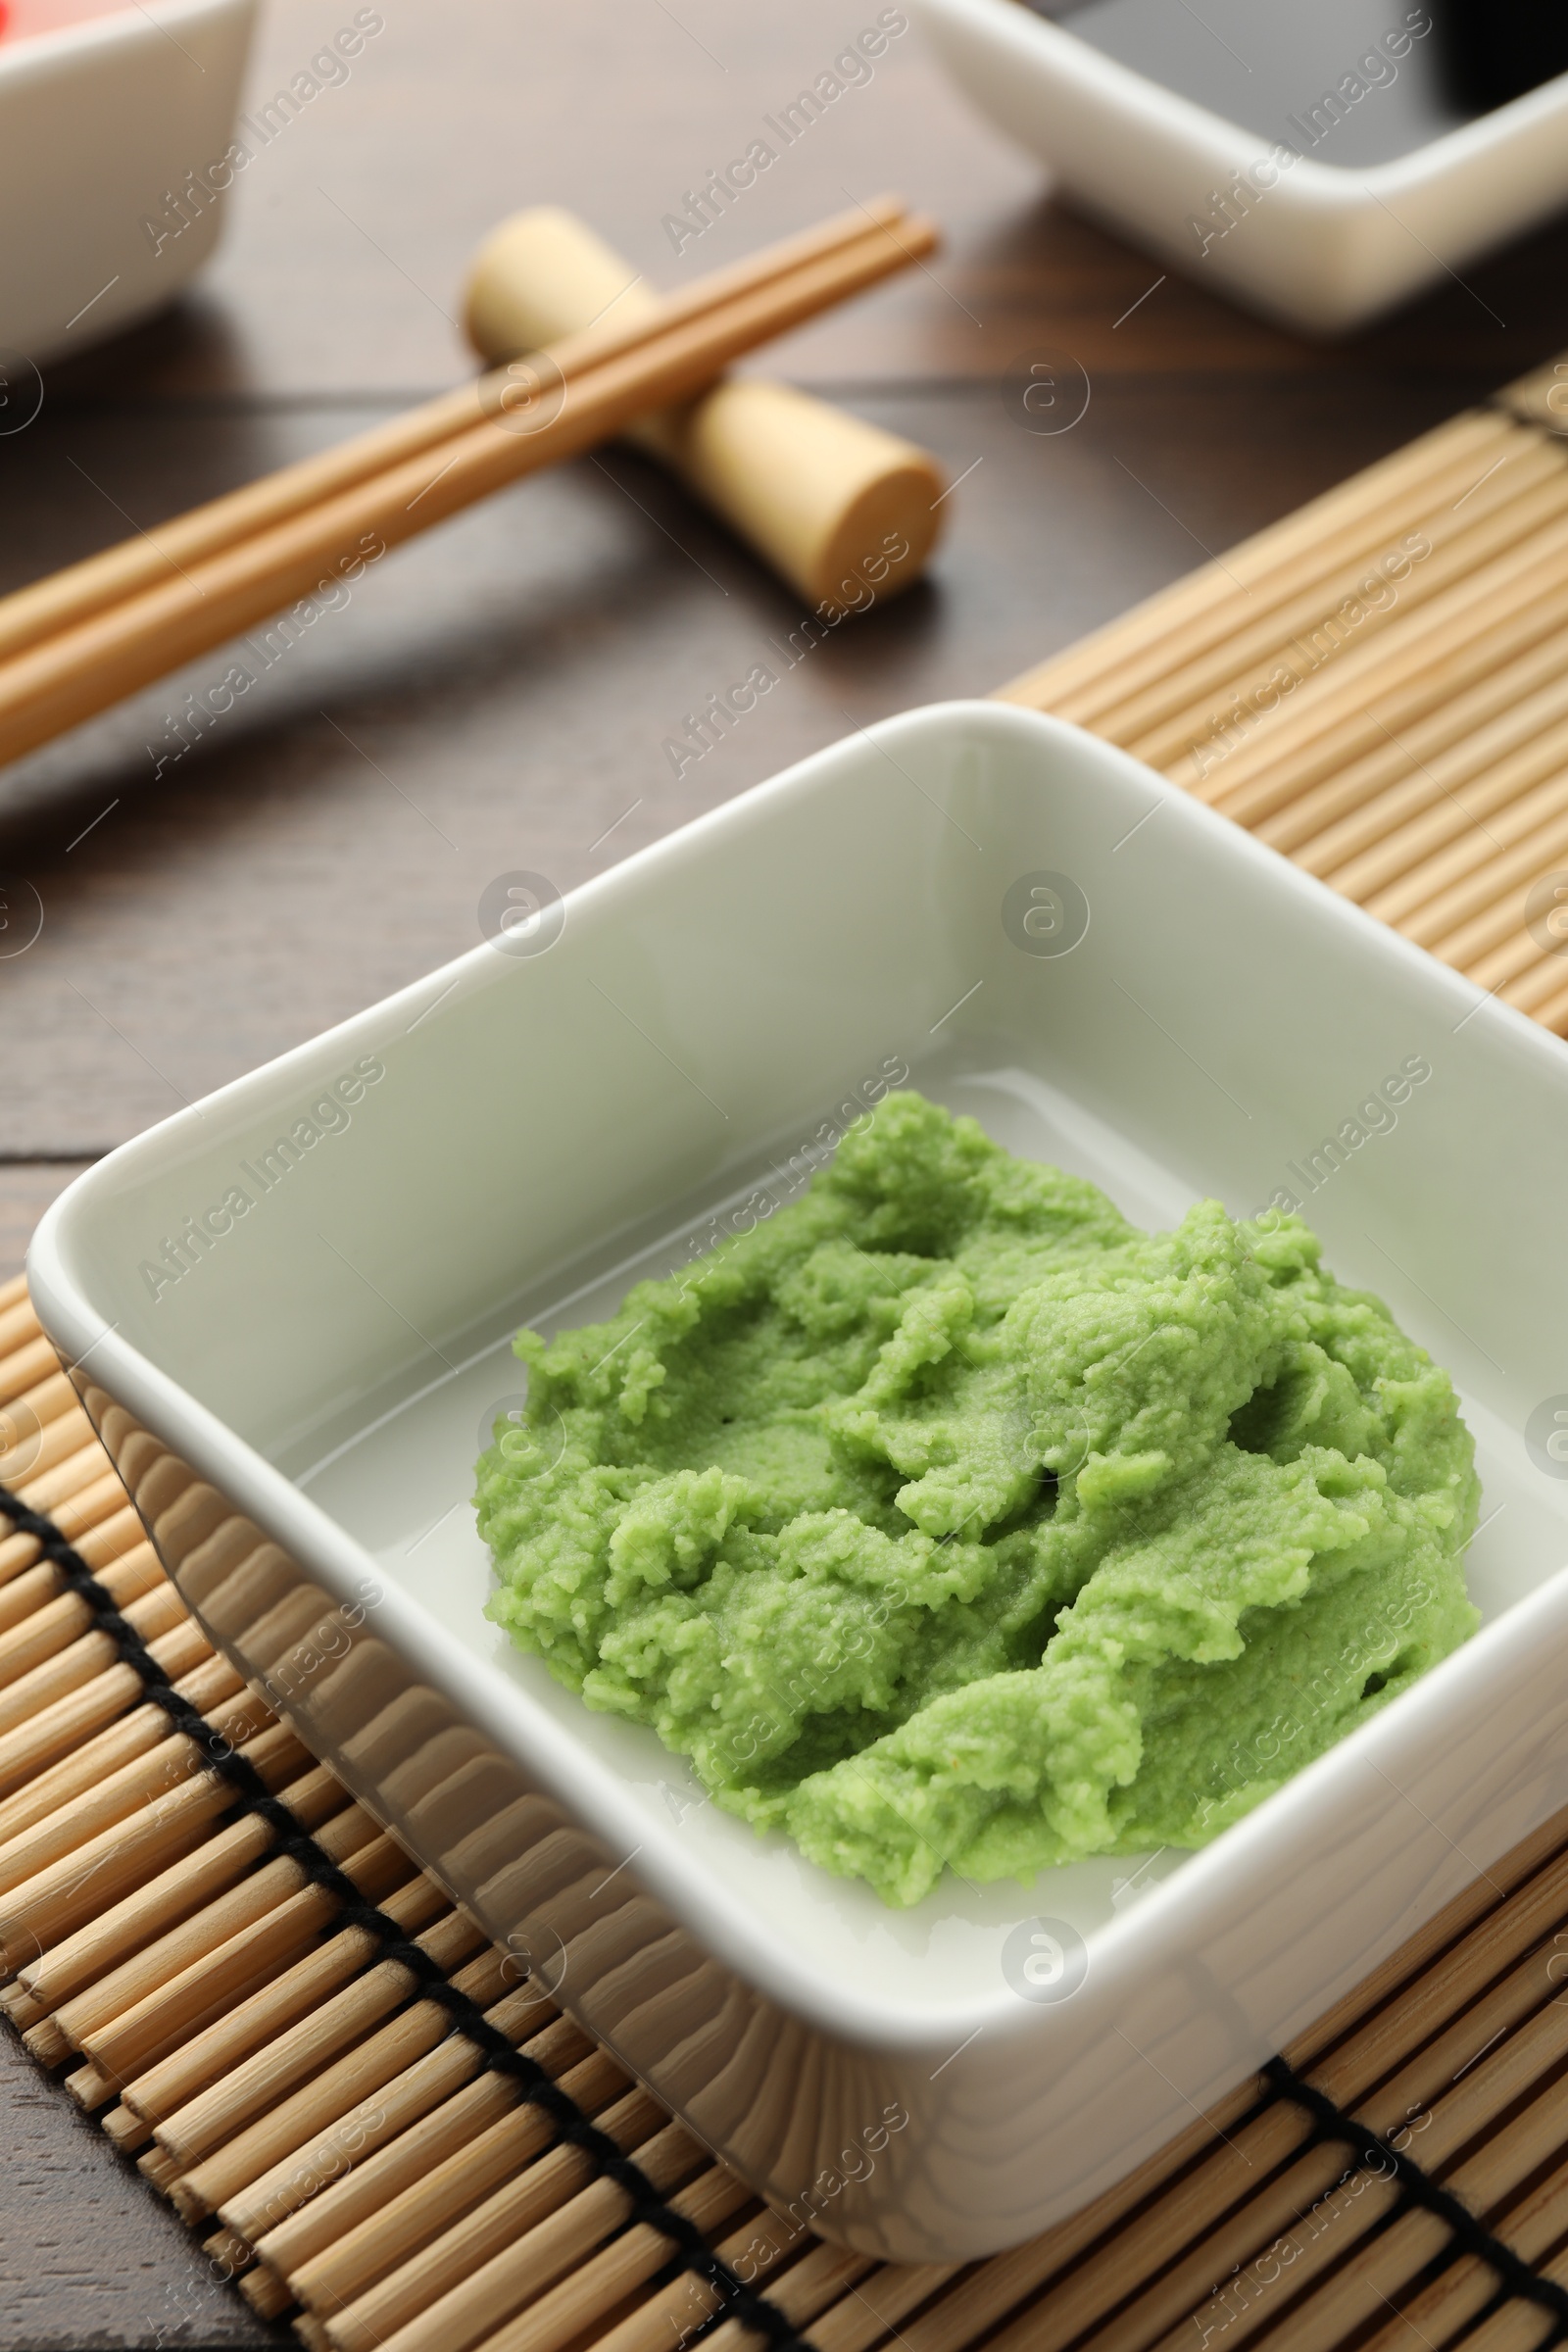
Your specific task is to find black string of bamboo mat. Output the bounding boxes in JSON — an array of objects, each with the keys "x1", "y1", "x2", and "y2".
[
  {"x1": 1260, "y1": 2057, "x2": 1568, "y2": 2343},
  {"x1": 0, "y1": 1466, "x2": 809, "y2": 2352}
]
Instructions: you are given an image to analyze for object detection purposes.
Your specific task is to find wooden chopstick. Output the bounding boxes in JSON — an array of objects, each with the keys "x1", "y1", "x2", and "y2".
[
  {"x1": 0, "y1": 194, "x2": 912, "y2": 672},
  {"x1": 0, "y1": 203, "x2": 934, "y2": 772}
]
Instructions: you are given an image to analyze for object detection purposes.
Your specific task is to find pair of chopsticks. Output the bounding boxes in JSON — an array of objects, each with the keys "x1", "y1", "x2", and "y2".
[{"x1": 0, "y1": 196, "x2": 935, "y2": 773}]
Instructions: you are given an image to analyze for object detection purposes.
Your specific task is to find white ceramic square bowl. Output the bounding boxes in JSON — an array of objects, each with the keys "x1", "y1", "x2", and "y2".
[
  {"x1": 914, "y1": 0, "x2": 1568, "y2": 333},
  {"x1": 27, "y1": 702, "x2": 1568, "y2": 2261},
  {"x1": 1, "y1": 0, "x2": 255, "y2": 366}
]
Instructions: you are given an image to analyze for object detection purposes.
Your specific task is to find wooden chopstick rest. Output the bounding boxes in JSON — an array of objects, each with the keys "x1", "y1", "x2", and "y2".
[{"x1": 465, "y1": 208, "x2": 946, "y2": 613}]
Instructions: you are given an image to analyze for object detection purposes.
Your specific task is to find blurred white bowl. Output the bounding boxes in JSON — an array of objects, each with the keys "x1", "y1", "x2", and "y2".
[
  {"x1": 0, "y1": 0, "x2": 255, "y2": 367},
  {"x1": 914, "y1": 0, "x2": 1568, "y2": 333}
]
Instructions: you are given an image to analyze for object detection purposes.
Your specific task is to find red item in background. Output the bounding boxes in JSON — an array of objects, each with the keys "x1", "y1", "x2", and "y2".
[{"x1": 0, "y1": 0, "x2": 131, "y2": 37}]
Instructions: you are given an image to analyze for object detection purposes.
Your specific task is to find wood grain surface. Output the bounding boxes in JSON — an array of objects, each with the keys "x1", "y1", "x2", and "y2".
[
  {"x1": 2, "y1": 0, "x2": 1567, "y2": 2337},
  {"x1": 0, "y1": 2019, "x2": 277, "y2": 2350}
]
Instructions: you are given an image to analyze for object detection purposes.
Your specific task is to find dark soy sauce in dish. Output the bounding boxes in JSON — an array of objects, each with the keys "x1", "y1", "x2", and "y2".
[{"x1": 1017, "y1": 0, "x2": 1568, "y2": 168}]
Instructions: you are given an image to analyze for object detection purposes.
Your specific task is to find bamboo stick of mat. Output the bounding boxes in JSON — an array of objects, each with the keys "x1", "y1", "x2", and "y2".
[
  {"x1": 69, "y1": 1816, "x2": 408, "y2": 2094},
  {"x1": 150, "y1": 1904, "x2": 487, "y2": 2165},
  {"x1": 1296, "y1": 669, "x2": 1568, "y2": 887},
  {"x1": 177, "y1": 1939, "x2": 525, "y2": 2193},
  {"x1": 1520, "y1": 960, "x2": 1568, "y2": 1035},
  {"x1": 594, "y1": 2210, "x2": 868, "y2": 2352},
  {"x1": 0, "y1": 1415, "x2": 103, "y2": 1514},
  {"x1": 1395, "y1": 794, "x2": 1568, "y2": 950},
  {"x1": 0, "y1": 1657, "x2": 261, "y2": 1846},
  {"x1": 321, "y1": 2089, "x2": 683, "y2": 2352},
  {"x1": 1095, "y1": 1952, "x2": 1568, "y2": 2352},
  {"x1": 0, "y1": 202, "x2": 933, "y2": 771},
  {"x1": 1001, "y1": 421, "x2": 1557, "y2": 757},
  {"x1": 996, "y1": 406, "x2": 1520, "y2": 717},
  {"x1": 253, "y1": 2038, "x2": 624, "y2": 2297},
  {"x1": 74, "y1": 1831, "x2": 415, "y2": 2103},
  {"x1": 1114, "y1": 436, "x2": 1568, "y2": 771},
  {"x1": 14, "y1": 1760, "x2": 345, "y2": 2015},
  {"x1": 0, "y1": 1680, "x2": 269, "y2": 1900},
  {"x1": 1467, "y1": 927, "x2": 1543, "y2": 1000},
  {"x1": 1254, "y1": 595, "x2": 1568, "y2": 856},
  {"x1": 1189, "y1": 501, "x2": 1568, "y2": 814},
  {"x1": 0, "y1": 1590, "x2": 204, "y2": 1765},
  {"x1": 114, "y1": 1863, "x2": 450, "y2": 2119},
  {"x1": 271, "y1": 2043, "x2": 622, "y2": 2316},
  {"x1": 210, "y1": 1984, "x2": 581, "y2": 2248},
  {"x1": 1073, "y1": 407, "x2": 1533, "y2": 729},
  {"x1": 0, "y1": 1645, "x2": 240, "y2": 1809},
  {"x1": 0, "y1": 1722, "x2": 312, "y2": 1969},
  {"x1": 1218, "y1": 2065, "x2": 1568, "y2": 2352},
  {"x1": 458, "y1": 2161, "x2": 755, "y2": 2352}
]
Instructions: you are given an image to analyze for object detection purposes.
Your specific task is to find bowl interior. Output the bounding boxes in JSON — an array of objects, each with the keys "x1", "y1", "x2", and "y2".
[{"x1": 1037, "y1": 0, "x2": 1477, "y2": 168}]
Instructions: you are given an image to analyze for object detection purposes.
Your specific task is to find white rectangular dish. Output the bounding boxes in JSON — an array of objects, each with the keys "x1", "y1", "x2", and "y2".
[
  {"x1": 28, "y1": 701, "x2": 1568, "y2": 2261},
  {"x1": 914, "y1": 0, "x2": 1568, "y2": 333},
  {"x1": 1, "y1": 0, "x2": 256, "y2": 366}
]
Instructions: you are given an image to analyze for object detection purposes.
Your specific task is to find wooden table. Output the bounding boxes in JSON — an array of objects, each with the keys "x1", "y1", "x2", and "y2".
[{"x1": 2, "y1": 0, "x2": 1566, "y2": 2339}]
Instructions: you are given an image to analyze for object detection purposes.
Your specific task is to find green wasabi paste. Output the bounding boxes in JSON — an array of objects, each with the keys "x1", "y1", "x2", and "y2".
[{"x1": 475, "y1": 1092, "x2": 1479, "y2": 1907}]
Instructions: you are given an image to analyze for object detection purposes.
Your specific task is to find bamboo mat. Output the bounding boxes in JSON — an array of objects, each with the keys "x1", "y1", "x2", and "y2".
[
  {"x1": 999, "y1": 350, "x2": 1568, "y2": 1037},
  {"x1": 11, "y1": 356, "x2": 1568, "y2": 2350}
]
